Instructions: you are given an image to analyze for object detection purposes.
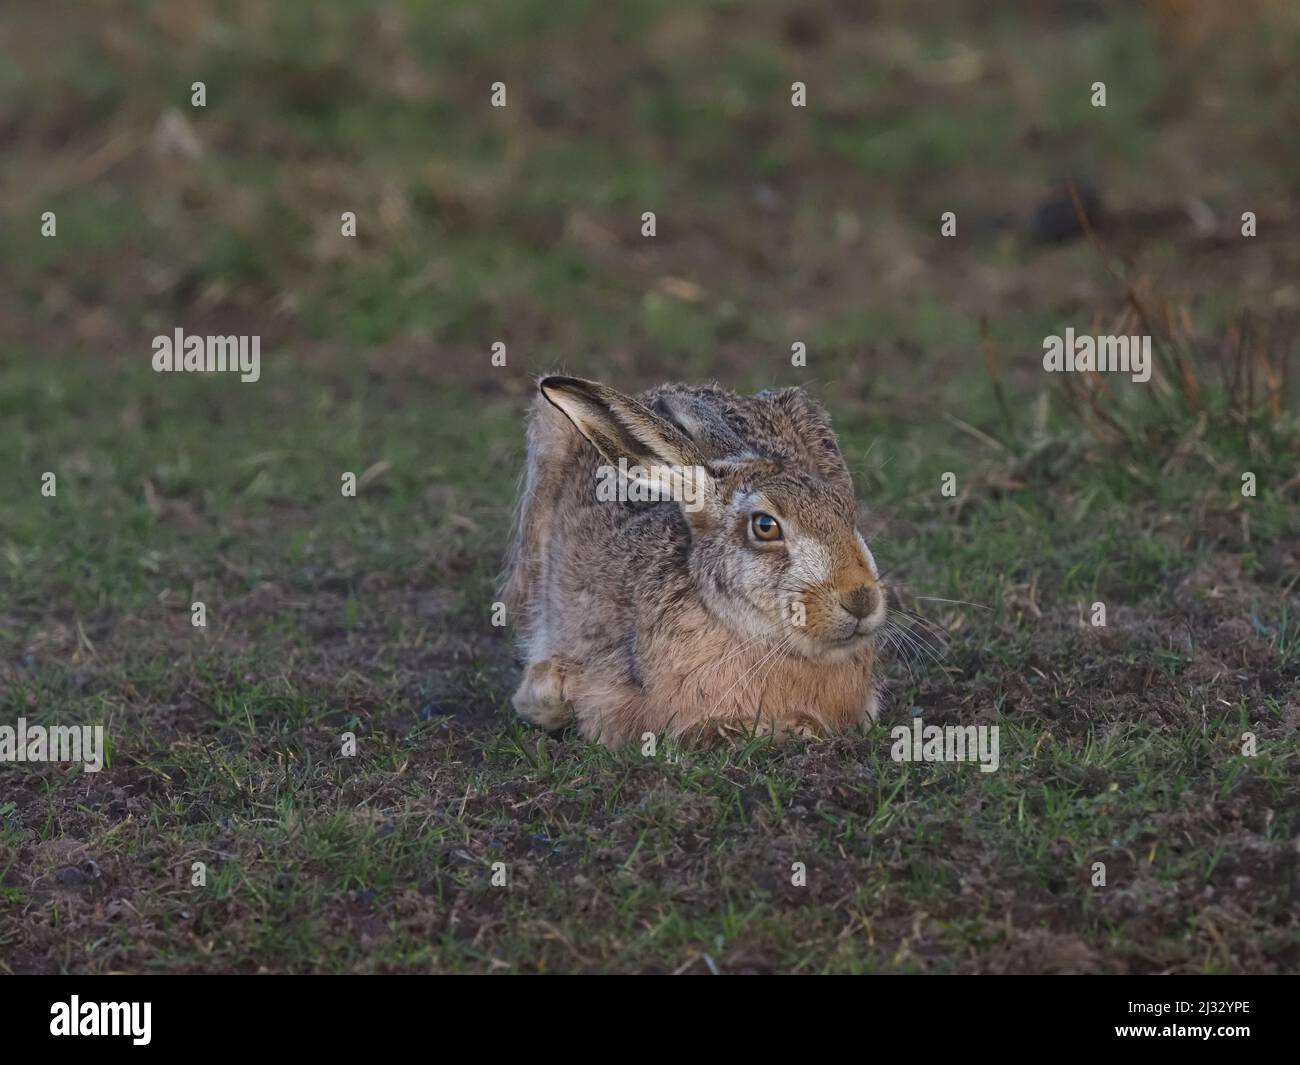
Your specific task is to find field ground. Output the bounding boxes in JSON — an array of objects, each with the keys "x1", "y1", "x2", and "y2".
[{"x1": 1, "y1": 1, "x2": 1298, "y2": 972}]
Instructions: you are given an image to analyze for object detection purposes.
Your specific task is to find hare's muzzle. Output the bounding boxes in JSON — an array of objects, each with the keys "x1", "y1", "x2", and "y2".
[{"x1": 838, "y1": 581, "x2": 886, "y2": 636}]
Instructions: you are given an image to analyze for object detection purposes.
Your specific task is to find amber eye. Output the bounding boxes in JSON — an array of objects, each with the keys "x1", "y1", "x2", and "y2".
[{"x1": 750, "y1": 512, "x2": 783, "y2": 542}]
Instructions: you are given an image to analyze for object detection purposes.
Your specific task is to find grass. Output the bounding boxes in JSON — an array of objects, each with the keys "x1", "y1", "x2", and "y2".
[{"x1": 1, "y1": 0, "x2": 1298, "y2": 973}]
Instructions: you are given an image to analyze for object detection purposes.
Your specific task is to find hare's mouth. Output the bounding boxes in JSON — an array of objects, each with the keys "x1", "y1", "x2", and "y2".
[
  {"x1": 811, "y1": 625, "x2": 877, "y2": 659},
  {"x1": 830, "y1": 612, "x2": 884, "y2": 643},
  {"x1": 837, "y1": 628, "x2": 877, "y2": 648},
  {"x1": 854, "y1": 613, "x2": 886, "y2": 637}
]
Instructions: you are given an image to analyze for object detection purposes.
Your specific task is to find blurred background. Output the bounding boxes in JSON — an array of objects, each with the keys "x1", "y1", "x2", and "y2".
[
  {"x1": 3, "y1": 0, "x2": 1297, "y2": 391},
  {"x1": 1, "y1": 1, "x2": 1298, "y2": 973}
]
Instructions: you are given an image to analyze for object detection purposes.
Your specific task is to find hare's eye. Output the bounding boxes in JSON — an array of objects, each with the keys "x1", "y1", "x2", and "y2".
[{"x1": 750, "y1": 512, "x2": 783, "y2": 542}]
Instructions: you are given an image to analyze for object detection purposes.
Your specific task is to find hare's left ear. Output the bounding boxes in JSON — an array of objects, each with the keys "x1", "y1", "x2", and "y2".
[
  {"x1": 540, "y1": 376, "x2": 700, "y2": 468},
  {"x1": 540, "y1": 375, "x2": 718, "y2": 522}
]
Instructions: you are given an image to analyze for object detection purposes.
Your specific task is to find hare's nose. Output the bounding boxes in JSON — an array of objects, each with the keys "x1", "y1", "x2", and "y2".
[{"x1": 840, "y1": 585, "x2": 879, "y2": 620}]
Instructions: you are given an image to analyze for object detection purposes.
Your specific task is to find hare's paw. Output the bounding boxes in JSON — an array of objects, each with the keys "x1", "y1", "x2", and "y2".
[{"x1": 512, "y1": 656, "x2": 578, "y2": 730}]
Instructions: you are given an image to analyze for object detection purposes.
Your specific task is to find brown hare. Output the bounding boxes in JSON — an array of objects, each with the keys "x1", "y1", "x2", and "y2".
[{"x1": 503, "y1": 375, "x2": 886, "y2": 747}]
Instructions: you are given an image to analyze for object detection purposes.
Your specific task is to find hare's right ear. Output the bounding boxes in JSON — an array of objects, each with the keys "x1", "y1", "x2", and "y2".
[{"x1": 540, "y1": 375, "x2": 717, "y2": 521}]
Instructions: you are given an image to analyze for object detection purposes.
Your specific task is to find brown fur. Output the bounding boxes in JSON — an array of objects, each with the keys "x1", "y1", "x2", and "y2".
[{"x1": 504, "y1": 376, "x2": 884, "y2": 748}]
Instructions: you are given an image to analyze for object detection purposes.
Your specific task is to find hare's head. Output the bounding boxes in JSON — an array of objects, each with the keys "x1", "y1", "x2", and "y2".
[{"x1": 540, "y1": 375, "x2": 885, "y2": 660}]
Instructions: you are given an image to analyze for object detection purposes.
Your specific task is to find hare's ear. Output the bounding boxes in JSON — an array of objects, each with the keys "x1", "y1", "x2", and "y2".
[
  {"x1": 541, "y1": 376, "x2": 701, "y2": 468},
  {"x1": 758, "y1": 386, "x2": 851, "y2": 486},
  {"x1": 540, "y1": 375, "x2": 717, "y2": 521}
]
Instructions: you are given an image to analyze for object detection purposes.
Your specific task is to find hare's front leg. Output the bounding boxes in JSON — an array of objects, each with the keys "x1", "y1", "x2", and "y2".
[{"x1": 512, "y1": 656, "x2": 578, "y2": 731}]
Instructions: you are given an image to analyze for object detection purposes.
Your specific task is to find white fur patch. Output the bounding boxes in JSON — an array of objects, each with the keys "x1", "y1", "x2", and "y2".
[{"x1": 789, "y1": 538, "x2": 833, "y2": 586}]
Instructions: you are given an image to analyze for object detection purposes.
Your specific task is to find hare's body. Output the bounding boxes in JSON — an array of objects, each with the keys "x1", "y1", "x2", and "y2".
[{"x1": 506, "y1": 378, "x2": 883, "y2": 747}]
